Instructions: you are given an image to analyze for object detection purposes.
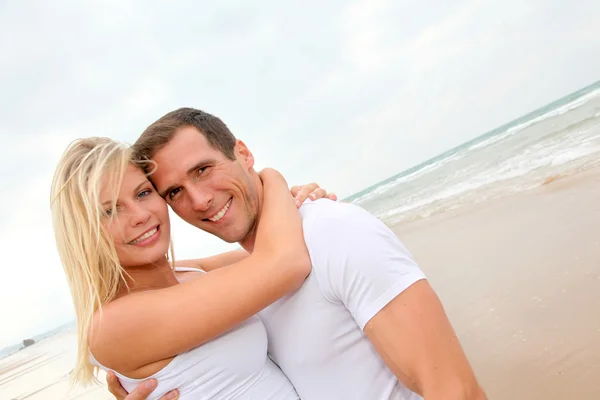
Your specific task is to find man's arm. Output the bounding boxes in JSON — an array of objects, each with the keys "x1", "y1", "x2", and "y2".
[
  {"x1": 364, "y1": 280, "x2": 487, "y2": 399},
  {"x1": 312, "y1": 203, "x2": 486, "y2": 399}
]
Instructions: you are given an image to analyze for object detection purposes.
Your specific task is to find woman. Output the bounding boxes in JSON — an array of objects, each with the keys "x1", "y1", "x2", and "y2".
[{"x1": 50, "y1": 137, "x2": 333, "y2": 399}]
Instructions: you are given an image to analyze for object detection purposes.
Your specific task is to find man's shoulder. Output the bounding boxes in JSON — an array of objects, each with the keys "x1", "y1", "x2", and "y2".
[
  {"x1": 299, "y1": 199, "x2": 387, "y2": 242},
  {"x1": 299, "y1": 198, "x2": 374, "y2": 223}
]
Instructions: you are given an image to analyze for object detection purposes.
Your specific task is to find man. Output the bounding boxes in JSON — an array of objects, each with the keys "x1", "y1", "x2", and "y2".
[{"x1": 108, "y1": 108, "x2": 486, "y2": 399}]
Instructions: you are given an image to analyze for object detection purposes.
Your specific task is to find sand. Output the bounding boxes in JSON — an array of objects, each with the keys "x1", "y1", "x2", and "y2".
[
  {"x1": 1, "y1": 167, "x2": 598, "y2": 399},
  {"x1": 0, "y1": 331, "x2": 111, "y2": 399},
  {"x1": 392, "y1": 167, "x2": 600, "y2": 399}
]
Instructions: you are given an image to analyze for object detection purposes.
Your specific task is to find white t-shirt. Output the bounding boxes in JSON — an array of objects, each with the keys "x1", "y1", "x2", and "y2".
[
  {"x1": 91, "y1": 267, "x2": 299, "y2": 400},
  {"x1": 258, "y1": 199, "x2": 426, "y2": 400}
]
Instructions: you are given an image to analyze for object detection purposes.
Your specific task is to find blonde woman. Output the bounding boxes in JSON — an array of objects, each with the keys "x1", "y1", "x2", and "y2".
[{"x1": 51, "y1": 137, "x2": 333, "y2": 399}]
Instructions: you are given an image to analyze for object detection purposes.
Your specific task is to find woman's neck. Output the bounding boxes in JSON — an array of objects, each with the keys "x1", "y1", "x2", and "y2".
[{"x1": 119, "y1": 256, "x2": 179, "y2": 296}]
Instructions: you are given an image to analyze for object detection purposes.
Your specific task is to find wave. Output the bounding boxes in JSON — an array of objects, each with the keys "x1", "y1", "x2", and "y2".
[
  {"x1": 374, "y1": 140, "x2": 600, "y2": 223},
  {"x1": 349, "y1": 82, "x2": 600, "y2": 219},
  {"x1": 465, "y1": 86, "x2": 600, "y2": 152},
  {"x1": 351, "y1": 150, "x2": 467, "y2": 204}
]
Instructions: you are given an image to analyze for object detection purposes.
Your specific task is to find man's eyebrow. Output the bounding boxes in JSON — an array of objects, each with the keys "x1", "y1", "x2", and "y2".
[
  {"x1": 186, "y1": 159, "x2": 214, "y2": 175},
  {"x1": 158, "y1": 159, "x2": 215, "y2": 198}
]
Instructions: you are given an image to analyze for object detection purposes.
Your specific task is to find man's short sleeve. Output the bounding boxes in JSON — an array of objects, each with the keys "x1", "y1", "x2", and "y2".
[{"x1": 305, "y1": 202, "x2": 427, "y2": 330}]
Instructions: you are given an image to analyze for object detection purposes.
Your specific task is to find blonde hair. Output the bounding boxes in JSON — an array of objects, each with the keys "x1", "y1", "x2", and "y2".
[{"x1": 50, "y1": 137, "x2": 172, "y2": 384}]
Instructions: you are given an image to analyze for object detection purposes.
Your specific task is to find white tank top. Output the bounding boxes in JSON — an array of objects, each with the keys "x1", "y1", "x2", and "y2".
[{"x1": 90, "y1": 267, "x2": 299, "y2": 400}]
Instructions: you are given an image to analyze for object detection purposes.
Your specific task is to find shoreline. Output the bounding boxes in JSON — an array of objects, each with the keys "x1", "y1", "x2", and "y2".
[{"x1": 391, "y1": 166, "x2": 600, "y2": 399}]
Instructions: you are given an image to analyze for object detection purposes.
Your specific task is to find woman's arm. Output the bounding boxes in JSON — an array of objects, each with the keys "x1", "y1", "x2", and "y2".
[
  {"x1": 175, "y1": 249, "x2": 249, "y2": 272},
  {"x1": 175, "y1": 180, "x2": 335, "y2": 272},
  {"x1": 89, "y1": 169, "x2": 311, "y2": 375}
]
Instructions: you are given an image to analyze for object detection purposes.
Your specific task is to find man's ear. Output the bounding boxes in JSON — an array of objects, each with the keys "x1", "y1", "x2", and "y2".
[{"x1": 235, "y1": 140, "x2": 255, "y2": 169}]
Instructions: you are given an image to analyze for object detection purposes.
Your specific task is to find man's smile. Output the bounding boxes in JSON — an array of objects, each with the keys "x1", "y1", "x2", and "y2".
[{"x1": 205, "y1": 198, "x2": 232, "y2": 222}]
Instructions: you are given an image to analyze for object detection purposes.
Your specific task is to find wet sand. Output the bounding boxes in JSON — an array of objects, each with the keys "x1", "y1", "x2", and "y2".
[{"x1": 392, "y1": 167, "x2": 600, "y2": 399}]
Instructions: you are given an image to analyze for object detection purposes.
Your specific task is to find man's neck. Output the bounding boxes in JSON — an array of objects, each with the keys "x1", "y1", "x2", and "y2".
[{"x1": 238, "y1": 171, "x2": 264, "y2": 254}]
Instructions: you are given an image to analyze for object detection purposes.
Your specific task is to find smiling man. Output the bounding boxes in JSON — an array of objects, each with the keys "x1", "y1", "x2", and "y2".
[
  {"x1": 109, "y1": 107, "x2": 486, "y2": 400},
  {"x1": 148, "y1": 126, "x2": 261, "y2": 248}
]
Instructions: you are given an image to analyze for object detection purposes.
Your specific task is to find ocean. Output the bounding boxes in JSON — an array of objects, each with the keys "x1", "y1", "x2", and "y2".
[
  {"x1": 0, "y1": 323, "x2": 75, "y2": 360},
  {"x1": 348, "y1": 80, "x2": 600, "y2": 225}
]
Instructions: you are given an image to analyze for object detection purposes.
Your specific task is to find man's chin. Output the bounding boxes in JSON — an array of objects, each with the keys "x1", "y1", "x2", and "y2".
[
  {"x1": 219, "y1": 235, "x2": 242, "y2": 244},
  {"x1": 206, "y1": 228, "x2": 246, "y2": 244},
  {"x1": 196, "y1": 220, "x2": 254, "y2": 245}
]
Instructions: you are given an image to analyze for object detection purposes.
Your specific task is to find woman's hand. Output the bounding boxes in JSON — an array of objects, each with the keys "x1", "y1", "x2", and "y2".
[{"x1": 290, "y1": 182, "x2": 337, "y2": 208}]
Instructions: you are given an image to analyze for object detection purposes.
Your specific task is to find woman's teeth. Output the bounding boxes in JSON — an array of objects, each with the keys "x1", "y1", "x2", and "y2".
[
  {"x1": 129, "y1": 227, "x2": 158, "y2": 245},
  {"x1": 209, "y1": 199, "x2": 231, "y2": 222}
]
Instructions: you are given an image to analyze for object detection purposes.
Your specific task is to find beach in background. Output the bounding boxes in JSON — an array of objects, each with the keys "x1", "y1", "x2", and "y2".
[
  {"x1": 394, "y1": 165, "x2": 600, "y2": 399},
  {"x1": 2, "y1": 81, "x2": 599, "y2": 399},
  {"x1": 0, "y1": 329, "x2": 109, "y2": 399}
]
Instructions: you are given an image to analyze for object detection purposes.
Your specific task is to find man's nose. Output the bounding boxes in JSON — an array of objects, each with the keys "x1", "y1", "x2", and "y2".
[{"x1": 188, "y1": 186, "x2": 212, "y2": 212}]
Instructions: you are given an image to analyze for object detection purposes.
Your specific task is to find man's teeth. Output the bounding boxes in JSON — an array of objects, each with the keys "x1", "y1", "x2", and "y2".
[
  {"x1": 209, "y1": 199, "x2": 232, "y2": 222},
  {"x1": 129, "y1": 227, "x2": 158, "y2": 245}
]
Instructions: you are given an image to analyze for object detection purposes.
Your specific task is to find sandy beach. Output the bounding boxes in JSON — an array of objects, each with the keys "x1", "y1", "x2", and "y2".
[
  {"x1": 393, "y1": 166, "x2": 600, "y2": 399},
  {"x1": 0, "y1": 331, "x2": 110, "y2": 399},
  {"x1": 1, "y1": 167, "x2": 598, "y2": 399}
]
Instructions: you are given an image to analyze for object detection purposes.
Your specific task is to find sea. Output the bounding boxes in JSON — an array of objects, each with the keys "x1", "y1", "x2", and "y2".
[
  {"x1": 0, "y1": 323, "x2": 75, "y2": 360},
  {"x1": 348, "y1": 80, "x2": 600, "y2": 225},
  {"x1": 2, "y1": 80, "x2": 600, "y2": 399}
]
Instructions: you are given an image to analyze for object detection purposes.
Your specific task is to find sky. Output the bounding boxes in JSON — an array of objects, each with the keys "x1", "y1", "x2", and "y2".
[{"x1": 1, "y1": 0, "x2": 599, "y2": 348}]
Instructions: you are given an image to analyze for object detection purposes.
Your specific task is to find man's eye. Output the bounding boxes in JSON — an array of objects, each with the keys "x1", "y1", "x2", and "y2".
[
  {"x1": 168, "y1": 187, "x2": 182, "y2": 200},
  {"x1": 197, "y1": 166, "x2": 209, "y2": 176}
]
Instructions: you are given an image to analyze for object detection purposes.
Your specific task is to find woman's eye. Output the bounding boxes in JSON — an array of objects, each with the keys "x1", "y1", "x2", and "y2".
[
  {"x1": 103, "y1": 206, "x2": 120, "y2": 217},
  {"x1": 103, "y1": 204, "x2": 123, "y2": 217},
  {"x1": 137, "y1": 189, "x2": 152, "y2": 198}
]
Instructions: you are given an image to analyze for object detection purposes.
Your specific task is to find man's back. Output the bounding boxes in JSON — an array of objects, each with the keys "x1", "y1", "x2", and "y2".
[{"x1": 259, "y1": 199, "x2": 425, "y2": 400}]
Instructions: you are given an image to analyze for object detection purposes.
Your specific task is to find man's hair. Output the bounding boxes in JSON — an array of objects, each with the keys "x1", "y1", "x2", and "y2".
[{"x1": 133, "y1": 107, "x2": 237, "y2": 165}]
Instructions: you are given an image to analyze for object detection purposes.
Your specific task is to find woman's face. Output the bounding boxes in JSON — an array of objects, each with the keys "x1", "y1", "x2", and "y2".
[{"x1": 100, "y1": 164, "x2": 171, "y2": 268}]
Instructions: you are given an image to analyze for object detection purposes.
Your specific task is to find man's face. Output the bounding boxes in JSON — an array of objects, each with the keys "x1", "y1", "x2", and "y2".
[{"x1": 150, "y1": 126, "x2": 260, "y2": 244}]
